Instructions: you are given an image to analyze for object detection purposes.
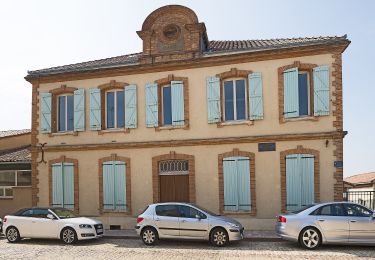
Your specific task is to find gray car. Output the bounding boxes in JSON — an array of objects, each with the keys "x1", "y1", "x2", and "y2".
[
  {"x1": 276, "y1": 202, "x2": 375, "y2": 249},
  {"x1": 135, "y1": 202, "x2": 244, "y2": 246}
]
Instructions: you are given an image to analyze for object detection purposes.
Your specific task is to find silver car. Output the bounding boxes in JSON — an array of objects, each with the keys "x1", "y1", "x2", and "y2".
[
  {"x1": 276, "y1": 202, "x2": 375, "y2": 249},
  {"x1": 135, "y1": 202, "x2": 244, "y2": 246}
]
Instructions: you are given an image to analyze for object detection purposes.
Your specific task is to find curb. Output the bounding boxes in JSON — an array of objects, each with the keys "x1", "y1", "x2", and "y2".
[{"x1": 103, "y1": 235, "x2": 282, "y2": 242}]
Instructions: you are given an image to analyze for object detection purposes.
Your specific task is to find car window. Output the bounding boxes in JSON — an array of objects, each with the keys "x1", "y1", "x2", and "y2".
[
  {"x1": 178, "y1": 205, "x2": 207, "y2": 219},
  {"x1": 312, "y1": 204, "x2": 346, "y2": 216},
  {"x1": 331, "y1": 204, "x2": 346, "y2": 216},
  {"x1": 52, "y1": 209, "x2": 77, "y2": 219},
  {"x1": 155, "y1": 205, "x2": 179, "y2": 217},
  {"x1": 20, "y1": 209, "x2": 33, "y2": 217},
  {"x1": 32, "y1": 209, "x2": 50, "y2": 218},
  {"x1": 344, "y1": 204, "x2": 372, "y2": 217}
]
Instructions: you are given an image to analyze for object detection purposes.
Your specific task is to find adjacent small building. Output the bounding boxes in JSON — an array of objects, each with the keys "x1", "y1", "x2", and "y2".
[
  {"x1": 0, "y1": 129, "x2": 32, "y2": 217},
  {"x1": 25, "y1": 5, "x2": 350, "y2": 230},
  {"x1": 344, "y1": 172, "x2": 375, "y2": 209}
]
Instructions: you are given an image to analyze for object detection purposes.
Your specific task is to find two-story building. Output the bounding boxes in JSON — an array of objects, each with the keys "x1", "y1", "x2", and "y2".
[{"x1": 25, "y1": 5, "x2": 350, "y2": 230}]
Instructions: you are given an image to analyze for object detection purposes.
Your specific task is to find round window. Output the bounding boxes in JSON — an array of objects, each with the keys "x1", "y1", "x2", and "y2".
[{"x1": 162, "y1": 24, "x2": 180, "y2": 41}]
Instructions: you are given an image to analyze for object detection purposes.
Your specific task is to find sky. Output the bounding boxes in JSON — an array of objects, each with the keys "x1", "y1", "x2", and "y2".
[{"x1": 0, "y1": 0, "x2": 374, "y2": 177}]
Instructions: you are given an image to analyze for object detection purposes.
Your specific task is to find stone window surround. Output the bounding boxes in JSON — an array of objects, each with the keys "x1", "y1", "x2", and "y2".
[
  {"x1": 280, "y1": 145, "x2": 320, "y2": 213},
  {"x1": 98, "y1": 154, "x2": 132, "y2": 214},
  {"x1": 278, "y1": 61, "x2": 320, "y2": 124},
  {"x1": 154, "y1": 74, "x2": 189, "y2": 131},
  {"x1": 218, "y1": 148, "x2": 256, "y2": 216},
  {"x1": 152, "y1": 151, "x2": 195, "y2": 203},
  {"x1": 48, "y1": 156, "x2": 79, "y2": 213}
]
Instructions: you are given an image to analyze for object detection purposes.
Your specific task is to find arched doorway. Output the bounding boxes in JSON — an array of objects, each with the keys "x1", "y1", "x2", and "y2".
[{"x1": 159, "y1": 160, "x2": 189, "y2": 202}]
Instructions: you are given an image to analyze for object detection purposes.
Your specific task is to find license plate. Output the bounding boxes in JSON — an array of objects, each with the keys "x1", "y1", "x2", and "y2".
[{"x1": 97, "y1": 228, "x2": 103, "y2": 234}]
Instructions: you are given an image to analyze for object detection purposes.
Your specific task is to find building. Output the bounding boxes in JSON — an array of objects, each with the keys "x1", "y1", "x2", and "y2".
[
  {"x1": 25, "y1": 5, "x2": 350, "y2": 230},
  {"x1": 344, "y1": 172, "x2": 375, "y2": 209},
  {"x1": 0, "y1": 129, "x2": 32, "y2": 217}
]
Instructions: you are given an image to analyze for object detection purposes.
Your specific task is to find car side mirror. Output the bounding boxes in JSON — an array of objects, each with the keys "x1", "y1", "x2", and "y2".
[
  {"x1": 195, "y1": 214, "x2": 202, "y2": 220},
  {"x1": 47, "y1": 214, "x2": 55, "y2": 220},
  {"x1": 372, "y1": 212, "x2": 375, "y2": 219}
]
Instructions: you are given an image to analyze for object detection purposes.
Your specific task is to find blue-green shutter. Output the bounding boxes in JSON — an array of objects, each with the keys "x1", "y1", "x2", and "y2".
[
  {"x1": 171, "y1": 80, "x2": 185, "y2": 126},
  {"x1": 103, "y1": 162, "x2": 115, "y2": 210},
  {"x1": 223, "y1": 158, "x2": 238, "y2": 211},
  {"x1": 40, "y1": 92, "x2": 52, "y2": 133},
  {"x1": 63, "y1": 163, "x2": 74, "y2": 209},
  {"x1": 125, "y1": 84, "x2": 137, "y2": 128},
  {"x1": 237, "y1": 158, "x2": 251, "y2": 211},
  {"x1": 300, "y1": 155, "x2": 314, "y2": 207},
  {"x1": 283, "y1": 68, "x2": 299, "y2": 118},
  {"x1": 89, "y1": 88, "x2": 101, "y2": 130},
  {"x1": 206, "y1": 76, "x2": 221, "y2": 123},
  {"x1": 313, "y1": 66, "x2": 330, "y2": 116},
  {"x1": 74, "y1": 89, "x2": 85, "y2": 131},
  {"x1": 52, "y1": 163, "x2": 63, "y2": 207},
  {"x1": 145, "y1": 83, "x2": 158, "y2": 127},
  {"x1": 248, "y1": 72, "x2": 264, "y2": 120},
  {"x1": 114, "y1": 161, "x2": 126, "y2": 210}
]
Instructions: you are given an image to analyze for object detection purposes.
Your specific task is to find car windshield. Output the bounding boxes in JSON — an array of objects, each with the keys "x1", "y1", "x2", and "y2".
[
  {"x1": 291, "y1": 205, "x2": 316, "y2": 214},
  {"x1": 52, "y1": 209, "x2": 78, "y2": 219},
  {"x1": 189, "y1": 204, "x2": 220, "y2": 216}
]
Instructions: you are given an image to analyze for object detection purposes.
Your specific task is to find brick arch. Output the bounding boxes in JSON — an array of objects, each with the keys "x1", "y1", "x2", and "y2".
[
  {"x1": 280, "y1": 145, "x2": 320, "y2": 213},
  {"x1": 218, "y1": 148, "x2": 256, "y2": 216},
  {"x1": 278, "y1": 61, "x2": 318, "y2": 124},
  {"x1": 48, "y1": 155, "x2": 79, "y2": 213},
  {"x1": 152, "y1": 151, "x2": 195, "y2": 203},
  {"x1": 98, "y1": 154, "x2": 131, "y2": 214}
]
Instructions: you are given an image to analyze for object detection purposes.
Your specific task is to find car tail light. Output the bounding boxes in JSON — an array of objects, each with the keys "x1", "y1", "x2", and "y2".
[
  {"x1": 137, "y1": 217, "x2": 144, "y2": 224},
  {"x1": 3, "y1": 217, "x2": 7, "y2": 223},
  {"x1": 278, "y1": 216, "x2": 287, "y2": 223}
]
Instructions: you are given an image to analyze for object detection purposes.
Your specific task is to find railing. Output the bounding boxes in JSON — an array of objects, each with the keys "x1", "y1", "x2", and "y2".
[{"x1": 343, "y1": 191, "x2": 375, "y2": 210}]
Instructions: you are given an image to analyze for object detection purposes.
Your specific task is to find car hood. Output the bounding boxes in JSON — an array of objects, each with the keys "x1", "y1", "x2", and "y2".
[
  {"x1": 59, "y1": 217, "x2": 102, "y2": 225},
  {"x1": 209, "y1": 215, "x2": 242, "y2": 226}
]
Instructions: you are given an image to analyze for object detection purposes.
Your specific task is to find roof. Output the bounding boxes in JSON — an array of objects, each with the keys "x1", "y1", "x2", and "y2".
[
  {"x1": 344, "y1": 172, "x2": 375, "y2": 185},
  {"x1": 0, "y1": 146, "x2": 31, "y2": 163},
  {"x1": 27, "y1": 35, "x2": 349, "y2": 77},
  {"x1": 0, "y1": 129, "x2": 31, "y2": 138}
]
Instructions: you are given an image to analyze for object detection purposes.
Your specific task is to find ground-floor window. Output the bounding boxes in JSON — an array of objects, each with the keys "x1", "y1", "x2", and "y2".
[
  {"x1": 286, "y1": 154, "x2": 315, "y2": 212},
  {"x1": 51, "y1": 163, "x2": 74, "y2": 209},
  {"x1": 102, "y1": 160, "x2": 127, "y2": 210},
  {"x1": 223, "y1": 156, "x2": 251, "y2": 212},
  {"x1": 0, "y1": 170, "x2": 31, "y2": 198}
]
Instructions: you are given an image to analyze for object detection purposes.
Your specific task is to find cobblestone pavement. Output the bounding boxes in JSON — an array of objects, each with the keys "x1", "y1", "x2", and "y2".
[{"x1": 0, "y1": 236, "x2": 374, "y2": 260}]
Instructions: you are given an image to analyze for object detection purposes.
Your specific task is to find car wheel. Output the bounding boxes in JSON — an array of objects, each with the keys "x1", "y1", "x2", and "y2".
[
  {"x1": 141, "y1": 227, "x2": 158, "y2": 246},
  {"x1": 210, "y1": 227, "x2": 228, "y2": 247},
  {"x1": 61, "y1": 227, "x2": 78, "y2": 245},
  {"x1": 299, "y1": 227, "x2": 321, "y2": 250},
  {"x1": 6, "y1": 227, "x2": 21, "y2": 243}
]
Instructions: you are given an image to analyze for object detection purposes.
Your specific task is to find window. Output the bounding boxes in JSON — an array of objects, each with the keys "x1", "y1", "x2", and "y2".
[
  {"x1": 102, "y1": 161, "x2": 127, "y2": 210},
  {"x1": 155, "y1": 204, "x2": 179, "y2": 217},
  {"x1": 312, "y1": 204, "x2": 346, "y2": 216},
  {"x1": 159, "y1": 160, "x2": 188, "y2": 175},
  {"x1": 32, "y1": 209, "x2": 50, "y2": 218},
  {"x1": 298, "y1": 72, "x2": 310, "y2": 116},
  {"x1": 223, "y1": 79, "x2": 247, "y2": 121},
  {"x1": 58, "y1": 95, "x2": 74, "y2": 132},
  {"x1": 178, "y1": 205, "x2": 206, "y2": 219},
  {"x1": 343, "y1": 204, "x2": 372, "y2": 217},
  {"x1": 106, "y1": 90, "x2": 125, "y2": 129},
  {"x1": 0, "y1": 170, "x2": 31, "y2": 198},
  {"x1": 162, "y1": 85, "x2": 172, "y2": 125}
]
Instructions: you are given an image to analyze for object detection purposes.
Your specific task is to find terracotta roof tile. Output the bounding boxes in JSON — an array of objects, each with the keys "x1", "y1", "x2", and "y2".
[
  {"x1": 0, "y1": 146, "x2": 31, "y2": 163},
  {"x1": 344, "y1": 172, "x2": 375, "y2": 185},
  {"x1": 0, "y1": 129, "x2": 31, "y2": 138}
]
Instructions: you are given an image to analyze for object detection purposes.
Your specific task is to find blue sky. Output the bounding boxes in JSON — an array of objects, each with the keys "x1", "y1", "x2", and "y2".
[{"x1": 0, "y1": 0, "x2": 374, "y2": 177}]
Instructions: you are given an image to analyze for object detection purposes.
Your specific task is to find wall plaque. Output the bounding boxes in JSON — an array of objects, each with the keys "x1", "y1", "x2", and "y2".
[{"x1": 258, "y1": 143, "x2": 276, "y2": 152}]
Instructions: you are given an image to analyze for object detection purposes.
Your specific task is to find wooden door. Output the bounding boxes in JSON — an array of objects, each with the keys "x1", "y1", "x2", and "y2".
[{"x1": 160, "y1": 175, "x2": 189, "y2": 202}]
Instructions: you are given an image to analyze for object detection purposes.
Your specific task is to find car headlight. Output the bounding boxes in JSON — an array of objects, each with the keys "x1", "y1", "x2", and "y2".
[
  {"x1": 227, "y1": 222, "x2": 240, "y2": 229},
  {"x1": 79, "y1": 224, "x2": 93, "y2": 229}
]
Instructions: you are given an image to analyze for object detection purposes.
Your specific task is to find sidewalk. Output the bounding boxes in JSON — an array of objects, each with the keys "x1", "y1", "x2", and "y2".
[{"x1": 104, "y1": 229, "x2": 280, "y2": 242}]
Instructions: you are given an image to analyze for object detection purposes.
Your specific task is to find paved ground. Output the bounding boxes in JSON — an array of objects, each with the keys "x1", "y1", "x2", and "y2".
[{"x1": 0, "y1": 237, "x2": 374, "y2": 260}]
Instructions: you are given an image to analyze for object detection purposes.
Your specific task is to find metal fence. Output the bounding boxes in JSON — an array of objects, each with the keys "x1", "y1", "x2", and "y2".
[{"x1": 343, "y1": 191, "x2": 375, "y2": 210}]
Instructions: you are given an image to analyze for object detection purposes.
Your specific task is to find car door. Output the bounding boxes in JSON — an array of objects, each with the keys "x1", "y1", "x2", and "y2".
[
  {"x1": 30, "y1": 209, "x2": 60, "y2": 238},
  {"x1": 343, "y1": 204, "x2": 375, "y2": 243},
  {"x1": 313, "y1": 204, "x2": 349, "y2": 242},
  {"x1": 14, "y1": 209, "x2": 34, "y2": 237},
  {"x1": 177, "y1": 205, "x2": 209, "y2": 238},
  {"x1": 154, "y1": 204, "x2": 180, "y2": 237}
]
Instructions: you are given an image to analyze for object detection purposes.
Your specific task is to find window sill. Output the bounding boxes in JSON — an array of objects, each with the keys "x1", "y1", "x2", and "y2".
[
  {"x1": 222, "y1": 210, "x2": 256, "y2": 216},
  {"x1": 0, "y1": 197, "x2": 13, "y2": 200},
  {"x1": 98, "y1": 128, "x2": 130, "y2": 135},
  {"x1": 155, "y1": 124, "x2": 189, "y2": 131},
  {"x1": 49, "y1": 131, "x2": 78, "y2": 137},
  {"x1": 101, "y1": 210, "x2": 131, "y2": 215},
  {"x1": 217, "y1": 120, "x2": 253, "y2": 128},
  {"x1": 282, "y1": 116, "x2": 319, "y2": 123}
]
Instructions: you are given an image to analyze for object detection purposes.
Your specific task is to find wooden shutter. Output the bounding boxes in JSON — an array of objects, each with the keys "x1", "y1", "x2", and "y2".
[
  {"x1": 63, "y1": 163, "x2": 74, "y2": 210},
  {"x1": 89, "y1": 88, "x2": 101, "y2": 130},
  {"x1": 145, "y1": 83, "x2": 158, "y2": 127},
  {"x1": 206, "y1": 76, "x2": 221, "y2": 123},
  {"x1": 300, "y1": 155, "x2": 315, "y2": 207},
  {"x1": 114, "y1": 161, "x2": 126, "y2": 210},
  {"x1": 171, "y1": 80, "x2": 185, "y2": 126},
  {"x1": 248, "y1": 72, "x2": 264, "y2": 120},
  {"x1": 73, "y1": 89, "x2": 85, "y2": 132},
  {"x1": 313, "y1": 66, "x2": 330, "y2": 116},
  {"x1": 283, "y1": 68, "x2": 299, "y2": 118},
  {"x1": 223, "y1": 158, "x2": 238, "y2": 211},
  {"x1": 237, "y1": 158, "x2": 251, "y2": 211},
  {"x1": 52, "y1": 163, "x2": 63, "y2": 207},
  {"x1": 125, "y1": 84, "x2": 137, "y2": 128},
  {"x1": 40, "y1": 92, "x2": 52, "y2": 133},
  {"x1": 103, "y1": 162, "x2": 115, "y2": 210}
]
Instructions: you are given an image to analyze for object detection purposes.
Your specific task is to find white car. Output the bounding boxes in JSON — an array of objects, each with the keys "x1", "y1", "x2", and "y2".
[{"x1": 2, "y1": 207, "x2": 103, "y2": 244}]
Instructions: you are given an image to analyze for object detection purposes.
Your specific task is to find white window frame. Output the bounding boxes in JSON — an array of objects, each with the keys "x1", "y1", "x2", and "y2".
[
  {"x1": 57, "y1": 94, "x2": 74, "y2": 132},
  {"x1": 0, "y1": 170, "x2": 32, "y2": 198},
  {"x1": 297, "y1": 71, "x2": 311, "y2": 117},
  {"x1": 223, "y1": 78, "x2": 248, "y2": 121},
  {"x1": 161, "y1": 84, "x2": 172, "y2": 126},
  {"x1": 105, "y1": 90, "x2": 124, "y2": 129}
]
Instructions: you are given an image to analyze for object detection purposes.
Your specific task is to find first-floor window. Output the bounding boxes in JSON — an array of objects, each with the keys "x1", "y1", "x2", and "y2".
[
  {"x1": 298, "y1": 72, "x2": 310, "y2": 116},
  {"x1": 58, "y1": 95, "x2": 74, "y2": 132},
  {"x1": 51, "y1": 163, "x2": 74, "y2": 209},
  {"x1": 223, "y1": 156, "x2": 251, "y2": 211},
  {"x1": 103, "y1": 161, "x2": 127, "y2": 210},
  {"x1": 162, "y1": 85, "x2": 172, "y2": 125},
  {"x1": 0, "y1": 170, "x2": 31, "y2": 198},
  {"x1": 224, "y1": 79, "x2": 246, "y2": 121},
  {"x1": 106, "y1": 90, "x2": 125, "y2": 129}
]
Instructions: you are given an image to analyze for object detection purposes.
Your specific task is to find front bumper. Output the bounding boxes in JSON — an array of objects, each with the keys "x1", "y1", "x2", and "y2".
[
  {"x1": 228, "y1": 227, "x2": 244, "y2": 241},
  {"x1": 77, "y1": 224, "x2": 104, "y2": 240}
]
